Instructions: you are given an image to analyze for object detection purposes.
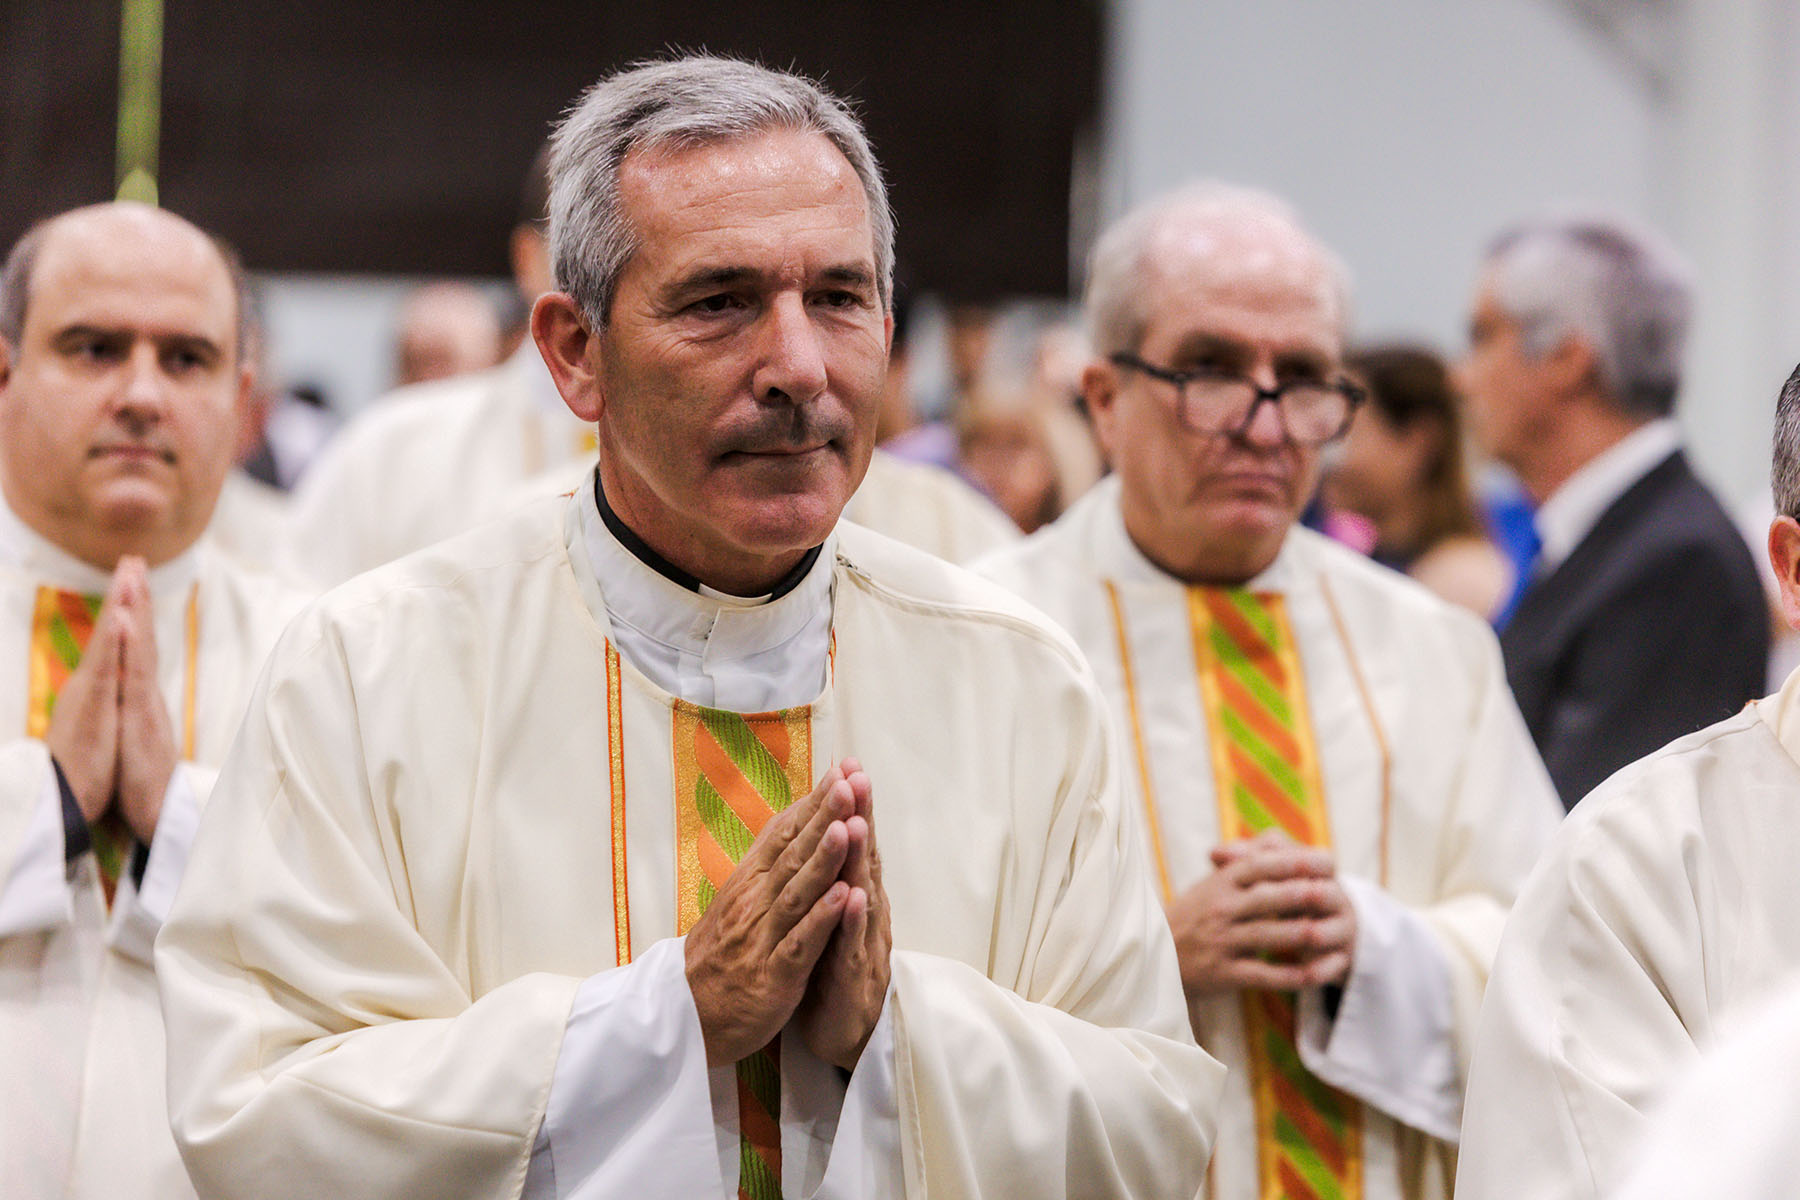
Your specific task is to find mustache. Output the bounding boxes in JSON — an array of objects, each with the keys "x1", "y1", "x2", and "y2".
[
  {"x1": 89, "y1": 438, "x2": 176, "y2": 463},
  {"x1": 716, "y1": 407, "x2": 853, "y2": 455}
]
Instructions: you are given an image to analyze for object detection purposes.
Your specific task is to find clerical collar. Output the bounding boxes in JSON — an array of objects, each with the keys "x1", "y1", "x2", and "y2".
[
  {"x1": 574, "y1": 470, "x2": 835, "y2": 710},
  {"x1": 0, "y1": 496, "x2": 201, "y2": 599},
  {"x1": 593, "y1": 472, "x2": 822, "y2": 602}
]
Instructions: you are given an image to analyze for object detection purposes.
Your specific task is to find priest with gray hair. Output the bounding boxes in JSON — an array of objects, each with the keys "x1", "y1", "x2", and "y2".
[
  {"x1": 157, "y1": 55, "x2": 1222, "y2": 1200},
  {"x1": 1456, "y1": 357, "x2": 1800, "y2": 1198}
]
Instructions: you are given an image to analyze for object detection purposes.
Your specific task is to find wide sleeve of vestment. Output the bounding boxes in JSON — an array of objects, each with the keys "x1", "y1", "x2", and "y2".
[
  {"x1": 1454, "y1": 710, "x2": 1792, "y2": 1200},
  {"x1": 158, "y1": 607, "x2": 587, "y2": 1200}
]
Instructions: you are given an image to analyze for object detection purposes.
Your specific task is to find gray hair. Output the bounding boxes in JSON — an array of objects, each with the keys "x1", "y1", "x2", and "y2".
[
  {"x1": 0, "y1": 220, "x2": 51, "y2": 349},
  {"x1": 1083, "y1": 180, "x2": 1352, "y2": 356},
  {"x1": 1773, "y1": 361, "x2": 1800, "y2": 518},
  {"x1": 0, "y1": 207, "x2": 250, "y2": 357},
  {"x1": 548, "y1": 55, "x2": 894, "y2": 328},
  {"x1": 1483, "y1": 215, "x2": 1692, "y2": 418}
]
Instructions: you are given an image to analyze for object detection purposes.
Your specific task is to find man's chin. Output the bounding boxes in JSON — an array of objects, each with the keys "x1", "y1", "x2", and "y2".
[{"x1": 91, "y1": 484, "x2": 177, "y2": 535}]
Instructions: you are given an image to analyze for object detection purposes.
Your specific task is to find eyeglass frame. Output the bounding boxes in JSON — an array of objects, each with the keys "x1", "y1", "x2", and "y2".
[{"x1": 1108, "y1": 351, "x2": 1366, "y2": 446}]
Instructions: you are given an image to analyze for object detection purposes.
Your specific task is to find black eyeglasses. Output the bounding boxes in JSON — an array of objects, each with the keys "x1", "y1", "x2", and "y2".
[{"x1": 1109, "y1": 353, "x2": 1365, "y2": 446}]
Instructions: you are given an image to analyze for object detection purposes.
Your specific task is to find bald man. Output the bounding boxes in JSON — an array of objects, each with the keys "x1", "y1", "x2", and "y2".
[
  {"x1": 976, "y1": 182, "x2": 1559, "y2": 1200},
  {"x1": 393, "y1": 280, "x2": 502, "y2": 387},
  {"x1": 0, "y1": 204, "x2": 306, "y2": 1200}
]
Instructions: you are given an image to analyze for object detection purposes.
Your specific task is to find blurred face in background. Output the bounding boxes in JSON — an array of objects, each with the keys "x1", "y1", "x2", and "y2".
[
  {"x1": 0, "y1": 204, "x2": 247, "y2": 570},
  {"x1": 1326, "y1": 404, "x2": 1439, "y2": 525},
  {"x1": 1087, "y1": 213, "x2": 1342, "y2": 584},
  {"x1": 1458, "y1": 275, "x2": 1557, "y2": 472}
]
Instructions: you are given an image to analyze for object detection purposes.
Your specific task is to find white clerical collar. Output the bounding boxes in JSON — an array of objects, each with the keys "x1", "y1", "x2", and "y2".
[
  {"x1": 1534, "y1": 418, "x2": 1682, "y2": 572},
  {"x1": 1095, "y1": 474, "x2": 1300, "y2": 594},
  {"x1": 573, "y1": 472, "x2": 834, "y2": 711},
  {"x1": 0, "y1": 496, "x2": 201, "y2": 600}
]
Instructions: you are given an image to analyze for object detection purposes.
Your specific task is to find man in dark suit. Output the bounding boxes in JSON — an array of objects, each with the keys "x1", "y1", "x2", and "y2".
[{"x1": 1458, "y1": 215, "x2": 1766, "y2": 809}]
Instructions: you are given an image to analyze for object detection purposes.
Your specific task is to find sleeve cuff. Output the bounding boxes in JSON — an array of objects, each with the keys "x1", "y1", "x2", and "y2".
[
  {"x1": 806, "y1": 993, "x2": 903, "y2": 1199},
  {"x1": 1295, "y1": 874, "x2": 1462, "y2": 1141},
  {"x1": 0, "y1": 756, "x2": 75, "y2": 936},
  {"x1": 527, "y1": 936, "x2": 727, "y2": 1199},
  {"x1": 107, "y1": 764, "x2": 205, "y2": 964}
]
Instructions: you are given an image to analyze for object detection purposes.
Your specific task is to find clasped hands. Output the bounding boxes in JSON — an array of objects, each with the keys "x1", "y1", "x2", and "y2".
[
  {"x1": 44, "y1": 557, "x2": 177, "y2": 845},
  {"x1": 1167, "y1": 829, "x2": 1358, "y2": 998},
  {"x1": 684, "y1": 756, "x2": 891, "y2": 1072}
]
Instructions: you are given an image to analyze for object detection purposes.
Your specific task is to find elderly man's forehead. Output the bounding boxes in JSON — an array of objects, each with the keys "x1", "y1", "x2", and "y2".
[{"x1": 1150, "y1": 210, "x2": 1331, "y2": 287}]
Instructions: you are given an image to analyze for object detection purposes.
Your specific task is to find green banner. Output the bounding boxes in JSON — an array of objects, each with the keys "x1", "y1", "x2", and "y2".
[{"x1": 115, "y1": 0, "x2": 163, "y2": 204}]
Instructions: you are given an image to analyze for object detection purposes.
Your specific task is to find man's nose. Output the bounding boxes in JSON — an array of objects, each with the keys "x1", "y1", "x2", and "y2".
[
  {"x1": 115, "y1": 344, "x2": 170, "y2": 420},
  {"x1": 1238, "y1": 390, "x2": 1291, "y2": 450},
  {"x1": 754, "y1": 294, "x2": 828, "y2": 405}
]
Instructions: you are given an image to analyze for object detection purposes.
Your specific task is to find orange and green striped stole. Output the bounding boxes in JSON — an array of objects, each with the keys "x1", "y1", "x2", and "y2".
[
  {"x1": 1190, "y1": 586, "x2": 1362, "y2": 1200},
  {"x1": 27, "y1": 587, "x2": 132, "y2": 904},
  {"x1": 673, "y1": 701, "x2": 813, "y2": 1200}
]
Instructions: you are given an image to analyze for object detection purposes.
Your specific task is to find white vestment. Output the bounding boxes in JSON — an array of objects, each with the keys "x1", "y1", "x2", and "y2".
[
  {"x1": 1611, "y1": 972, "x2": 1800, "y2": 1200},
  {"x1": 283, "y1": 344, "x2": 595, "y2": 586},
  {"x1": 974, "y1": 477, "x2": 1560, "y2": 1200},
  {"x1": 0, "y1": 506, "x2": 305, "y2": 1200},
  {"x1": 1456, "y1": 664, "x2": 1800, "y2": 1200},
  {"x1": 841, "y1": 449, "x2": 1019, "y2": 563},
  {"x1": 157, "y1": 476, "x2": 1226, "y2": 1200},
  {"x1": 203, "y1": 470, "x2": 297, "y2": 581}
]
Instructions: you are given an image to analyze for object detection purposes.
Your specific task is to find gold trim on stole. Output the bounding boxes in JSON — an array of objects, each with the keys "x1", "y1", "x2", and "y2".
[
  {"x1": 605, "y1": 643, "x2": 631, "y2": 965},
  {"x1": 181, "y1": 582, "x2": 198, "y2": 759},
  {"x1": 1103, "y1": 581, "x2": 1174, "y2": 904},
  {"x1": 671, "y1": 702, "x2": 816, "y2": 936}
]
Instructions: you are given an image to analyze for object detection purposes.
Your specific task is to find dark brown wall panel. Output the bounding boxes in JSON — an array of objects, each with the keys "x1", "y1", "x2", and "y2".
[{"x1": 0, "y1": 1, "x2": 1100, "y2": 300}]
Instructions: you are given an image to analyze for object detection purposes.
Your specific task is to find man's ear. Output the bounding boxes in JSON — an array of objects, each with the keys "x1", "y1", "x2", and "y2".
[
  {"x1": 1081, "y1": 359, "x2": 1122, "y2": 466},
  {"x1": 1767, "y1": 515, "x2": 1800, "y2": 632},
  {"x1": 531, "y1": 292, "x2": 602, "y2": 422},
  {"x1": 1546, "y1": 330, "x2": 1600, "y2": 399}
]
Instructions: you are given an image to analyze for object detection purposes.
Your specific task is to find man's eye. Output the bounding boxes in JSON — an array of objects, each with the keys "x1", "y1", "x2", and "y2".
[
  {"x1": 70, "y1": 339, "x2": 120, "y2": 363},
  {"x1": 816, "y1": 290, "x2": 860, "y2": 308},
  {"x1": 693, "y1": 294, "x2": 742, "y2": 314}
]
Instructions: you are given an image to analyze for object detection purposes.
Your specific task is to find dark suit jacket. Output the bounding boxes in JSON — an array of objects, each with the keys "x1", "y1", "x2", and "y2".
[{"x1": 1501, "y1": 450, "x2": 1768, "y2": 809}]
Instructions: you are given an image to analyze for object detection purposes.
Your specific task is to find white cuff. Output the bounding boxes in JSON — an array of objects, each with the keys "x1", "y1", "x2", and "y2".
[
  {"x1": 525, "y1": 937, "x2": 726, "y2": 1200},
  {"x1": 108, "y1": 764, "x2": 206, "y2": 965},
  {"x1": 1295, "y1": 874, "x2": 1460, "y2": 1142},
  {"x1": 808, "y1": 994, "x2": 903, "y2": 1199},
  {"x1": 0, "y1": 758, "x2": 73, "y2": 937}
]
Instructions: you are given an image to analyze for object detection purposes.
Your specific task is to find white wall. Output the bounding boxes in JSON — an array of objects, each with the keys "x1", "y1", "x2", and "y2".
[
  {"x1": 1099, "y1": 0, "x2": 1795, "y2": 510},
  {"x1": 258, "y1": 273, "x2": 511, "y2": 418}
]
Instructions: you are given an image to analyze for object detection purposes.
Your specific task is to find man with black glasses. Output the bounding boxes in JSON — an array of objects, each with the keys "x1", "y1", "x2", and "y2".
[{"x1": 977, "y1": 182, "x2": 1559, "y2": 1200}]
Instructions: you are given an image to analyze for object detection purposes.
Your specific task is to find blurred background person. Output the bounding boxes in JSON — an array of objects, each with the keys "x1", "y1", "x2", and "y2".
[
  {"x1": 1323, "y1": 343, "x2": 1513, "y2": 618},
  {"x1": 281, "y1": 142, "x2": 594, "y2": 586},
  {"x1": 205, "y1": 283, "x2": 296, "y2": 577},
  {"x1": 391, "y1": 279, "x2": 502, "y2": 387},
  {"x1": 957, "y1": 389, "x2": 1066, "y2": 534},
  {"x1": 1457, "y1": 213, "x2": 1767, "y2": 809}
]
